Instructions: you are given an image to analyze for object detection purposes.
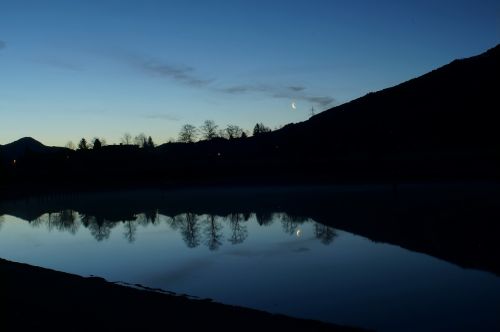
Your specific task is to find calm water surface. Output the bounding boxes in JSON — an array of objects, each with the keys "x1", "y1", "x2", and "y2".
[{"x1": 0, "y1": 187, "x2": 499, "y2": 331}]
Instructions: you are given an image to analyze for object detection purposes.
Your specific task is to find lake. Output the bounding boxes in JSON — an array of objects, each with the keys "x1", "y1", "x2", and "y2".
[{"x1": 0, "y1": 185, "x2": 499, "y2": 331}]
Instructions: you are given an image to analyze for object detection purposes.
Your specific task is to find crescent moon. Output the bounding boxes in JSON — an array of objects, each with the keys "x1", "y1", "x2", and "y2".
[{"x1": 291, "y1": 102, "x2": 296, "y2": 110}]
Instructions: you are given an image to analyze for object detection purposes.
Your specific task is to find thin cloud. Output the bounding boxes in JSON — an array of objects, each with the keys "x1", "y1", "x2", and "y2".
[
  {"x1": 143, "y1": 113, "x2": 179, "y2": 121},
  {"x1": 221, "y1": 86, "x2": 250, "y2": 94},
  {"x1": 303, "y1": 96, "x2": 336, "y2": 107},
  {"x1": 220, "y1": 84, "x2": 268, "y2": 94},
  {"x1": 118, "y1": 52, "x2": 335, "y2": 108},
  {"x1": 221, "y1": 83, "x2": 336, "y2": 108},
  {"x1": 129, "y1": 55, "x2": 212, "y2": 87},
  {"x1": 0, "y1": 40, "x2": 6, "y2": 50},
  {"x1": 288, "y1": 86, "x2": 305, "y2": 92}
]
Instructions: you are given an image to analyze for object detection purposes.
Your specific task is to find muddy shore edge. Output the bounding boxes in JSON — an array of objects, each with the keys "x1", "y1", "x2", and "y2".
[{"x1": 0, "y1": 258, "x2": 364, "y2": 331}]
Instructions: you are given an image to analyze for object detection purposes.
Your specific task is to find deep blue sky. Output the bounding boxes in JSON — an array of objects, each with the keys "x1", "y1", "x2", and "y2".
[{"x1": 0, "y1": 0, "x2": 498, "y2": 146}]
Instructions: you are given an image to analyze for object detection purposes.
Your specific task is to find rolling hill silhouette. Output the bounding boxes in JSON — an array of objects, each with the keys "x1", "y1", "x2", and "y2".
[
  {"x1": 0, "y1": 137, "x2": 68, "y2": 161},
  {"x1": 293, "y1": 46, "x2": 497, "y2": 144},
  {"x1": 1, "y1": 44, "x2": 498, "y2": 189},
  {"x1": 260, "y1": 43, "x2": 499, "y2": 177}
]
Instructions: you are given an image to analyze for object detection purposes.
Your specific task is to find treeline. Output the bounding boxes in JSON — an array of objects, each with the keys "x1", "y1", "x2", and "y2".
[
  {"x1": 177, "y1": 120, "x2": 272, "y2": 143},
  {"x1": 67, "y1": 121, "x2": 273, "y2": 150}
]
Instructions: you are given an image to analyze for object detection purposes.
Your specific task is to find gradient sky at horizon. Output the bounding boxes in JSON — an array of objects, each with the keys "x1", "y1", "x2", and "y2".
[{"x1": 1, "y1": 0, "x2": 498, "y2": 146}]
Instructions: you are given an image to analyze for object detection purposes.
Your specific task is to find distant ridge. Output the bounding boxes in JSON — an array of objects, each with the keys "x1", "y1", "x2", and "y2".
[
  {"x1": 4, "y1": 137, "x2": 45, "y2": 149},
  {"x1": 0, "y1": 137, "x2": 68, "y2": 161}
]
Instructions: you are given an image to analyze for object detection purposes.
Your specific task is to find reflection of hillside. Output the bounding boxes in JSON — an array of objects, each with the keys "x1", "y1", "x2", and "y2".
[{"x1": 0, "y1": 185, "x2": 499, "y2": 274}]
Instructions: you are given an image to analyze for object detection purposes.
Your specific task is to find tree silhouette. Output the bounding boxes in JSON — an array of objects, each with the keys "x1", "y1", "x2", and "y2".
[
  {"x1": 217, "y1": 128, "x2": 228, "y2": 139},
  {"x1": 65, "y1": 141, "x2": 76, "y2": 150},
  {"x1": 134, "y1": 133, "x2": 147, "y2": 147},
  {"x1": 92, "y1": 138, "x2": 102, "y2": 150},
  {"x1": 225, "y1": 124, "x2": 243, "y2": 139},
  {"x1": 253, "y1": 123, "x2": 271, "y2": 136},
  {"x1": 121, "y1": 133, "x2": 132, "y2": 145},
  {"x1": 178, "y1": 124, "x2": 197, "y2": 143},
  {"x1": 78, "y1": 138, "x2": 88, "y2": 150},
  {"x1": 200, "y1": 120, "x2": 219, "y2": 140},
  {"x1": 146, "y1": 136, "x2": 155, "y2": 148}
]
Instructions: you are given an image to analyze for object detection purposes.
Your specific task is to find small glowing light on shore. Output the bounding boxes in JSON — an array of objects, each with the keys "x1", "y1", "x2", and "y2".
[
  {"x1": 12, "y1": 159, "x2": 16, "y2": 165},
  {"x1": 296, "y1": 229, "x2": 302, "y2": 237}
]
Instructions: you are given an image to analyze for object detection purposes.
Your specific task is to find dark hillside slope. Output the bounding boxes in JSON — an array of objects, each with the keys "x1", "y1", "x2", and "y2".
[
  {"x1": 284, "y1": 44, "x2": 498, "y2": 149},
  {"x1": 265, "y1": 44, "x2": 500, "y2": 179}
]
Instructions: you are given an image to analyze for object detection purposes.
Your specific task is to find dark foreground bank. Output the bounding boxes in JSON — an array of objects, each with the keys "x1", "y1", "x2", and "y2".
[{"x1": 0, "y1": 258, "x2": 362, "y2": 332}]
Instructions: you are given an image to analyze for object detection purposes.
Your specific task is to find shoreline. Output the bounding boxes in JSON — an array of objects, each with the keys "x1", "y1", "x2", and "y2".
[
  {"x1": 1, "y1": 178, "x2": 498, "y2": 201},
  {"x1": 0, "y1": 258, "x2": 363, "y2": 331}
]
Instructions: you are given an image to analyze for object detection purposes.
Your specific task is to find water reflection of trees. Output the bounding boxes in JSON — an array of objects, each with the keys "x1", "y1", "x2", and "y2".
[
  {"x1": 255, "y1": 212, "x2": 273, "y2": 226},
  {"x1": 176, "y1": 213, "x2": 201, "y2": 248},
  {"x1": 14, "y1": 210, "x2": 337, "y2": 248},
  {"x1": 123, "y1": 219, "x2": 137, "y2": 243},
  {"x1": 32, "y1": 210, "x2": 80, "y2": 235},
  {"x1": 314, "y1": 223, "x2": 337, "y2": 245},
  {"x1": 81, "y1": 215, "x2": 114, "y2": 241},
  {"x1": 227, "y1": 213, "x2": 247, "y2": 245},
  {"x1": 204, "y1": 214, "x2": 223, "y2": 250},
  {"x1": 280, "y1": 213, "x2": 309, "y2": 235}
]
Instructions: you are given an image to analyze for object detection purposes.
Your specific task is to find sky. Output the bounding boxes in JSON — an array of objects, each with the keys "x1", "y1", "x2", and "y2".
[{"x1": 0, "y1": 0, "x2": 498, "y2": 146}]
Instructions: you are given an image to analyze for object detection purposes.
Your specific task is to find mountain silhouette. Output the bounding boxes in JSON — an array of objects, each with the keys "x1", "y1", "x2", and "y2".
[{"x1": 0, "y1": 137, "x2": 68, "y2": 161}]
